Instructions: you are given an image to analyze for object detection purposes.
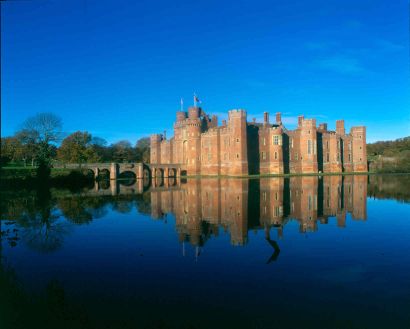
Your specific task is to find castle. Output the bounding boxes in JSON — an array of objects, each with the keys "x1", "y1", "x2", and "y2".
[{"x1": 150, "y1": 106, "x2": 367, "y2": 176}]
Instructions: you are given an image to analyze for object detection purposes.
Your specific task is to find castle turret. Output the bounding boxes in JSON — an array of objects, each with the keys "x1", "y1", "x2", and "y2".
[
  {"x1": 350, "y1": 126, "x2": 367, "y2": 172},
  {"x1": 336, "y1": 120, "x2": 345, "y2": 135},
  {"x1": 228, "y1": 109, "x2": 248, "y2": 176},
  {"x1": 186, "y1": 106, "x2": 202, "y2": 175},
  {"x1": 150, "y1": 134, "x2": 163, "y2": 164},
  {"x1": 188, "y1": 106, "x2": 200, "y2": 119},
  {"x1": 299, "y1": 119, "x2": 318, "y2": 173},
  {"x1": 176, "y1": 111, "x2": 186, "y2": 122}
]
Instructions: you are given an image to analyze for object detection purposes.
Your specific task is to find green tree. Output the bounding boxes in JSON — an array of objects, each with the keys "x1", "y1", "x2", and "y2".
[
  {"x1": 57, "y1": 131, "x2": 99, "y2": 163},
  {"x1": 135, "y1": 137, "x2": 150, "y2": 163},
  {"x1": 0, "y1": 137, "x2": 21, "y2": 165},
  {"x1": 112, "y1": 140, "x2": 135, "y2": 162}
]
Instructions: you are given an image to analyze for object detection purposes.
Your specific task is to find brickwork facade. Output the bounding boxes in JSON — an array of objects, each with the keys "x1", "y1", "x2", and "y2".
[{"x1": 151, "y1": 107, "x2": 367, "y2": 175}]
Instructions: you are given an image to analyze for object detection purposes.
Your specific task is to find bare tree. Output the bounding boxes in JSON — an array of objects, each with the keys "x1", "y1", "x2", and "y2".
[{"x1": 21, "y1": 112, "x2": 62, "y2": 145}]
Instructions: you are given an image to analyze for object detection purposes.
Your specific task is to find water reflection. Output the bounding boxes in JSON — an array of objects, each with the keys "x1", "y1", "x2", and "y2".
[
  {"x1": 150, "y1": 176, "x2": 367, "y2": 249},
  {"x1": 1, "y1": 175, "x2": 410, "y2": 329},
  {"x1": 2, "y1": 174, "x2": 408, "y2": 254}
]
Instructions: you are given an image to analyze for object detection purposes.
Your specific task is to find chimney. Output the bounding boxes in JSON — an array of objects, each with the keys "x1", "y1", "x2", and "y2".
[
  {"x1": 298, "y1": 115, "x2": 304, "y2": 127},
  {"x1": 212, "y1": 115, "x2": 218, "y2": 127},
  {"x1": 276, "y1": 112, "x2": 282, "y2": 124},
  {"x1": 222, "y1": 119, "x2": 227, "y2": 126},
  {"x1": 336, "y1": 120, "x2": 345, "y2": 135},
  {"x1": 163, "y1": 130, "x2": 166, "y2": 140},
  {"x1": 263, "y1": 112, "x2": 269, "y2": 125}
]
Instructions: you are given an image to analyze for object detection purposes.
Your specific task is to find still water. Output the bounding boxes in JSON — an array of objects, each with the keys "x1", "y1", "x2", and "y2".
[{"x1": 1, "y1": 175, "x2": 410, "y2": 329}]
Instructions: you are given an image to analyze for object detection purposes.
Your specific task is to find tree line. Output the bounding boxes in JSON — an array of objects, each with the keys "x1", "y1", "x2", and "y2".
[
  {"x1": 367, "y1": 136, "x2": 410, "y2": 157},
  {"x1": 1, "y1": 113, "x2": 151, "y2": 168}
]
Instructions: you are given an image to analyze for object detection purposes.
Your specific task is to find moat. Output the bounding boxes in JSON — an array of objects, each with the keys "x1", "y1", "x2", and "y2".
[{"x1": 1, "y1": 174, "x2": 410, "y2": 329}]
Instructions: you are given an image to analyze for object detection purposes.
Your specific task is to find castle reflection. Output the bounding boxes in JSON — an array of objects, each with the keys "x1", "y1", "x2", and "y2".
[{"x1": 150, "y1": 175, "x2": 367, "y2": 247}]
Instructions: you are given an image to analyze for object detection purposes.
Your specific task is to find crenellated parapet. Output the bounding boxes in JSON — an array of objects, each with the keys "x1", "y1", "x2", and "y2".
[{"x1": 150, "y1": 104, "x2": 367, "y2": 175}]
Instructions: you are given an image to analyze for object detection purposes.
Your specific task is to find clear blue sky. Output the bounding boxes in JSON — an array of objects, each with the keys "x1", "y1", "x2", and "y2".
[{"x1": 1, "y1": 0, "x2": 409, "y2": 143}]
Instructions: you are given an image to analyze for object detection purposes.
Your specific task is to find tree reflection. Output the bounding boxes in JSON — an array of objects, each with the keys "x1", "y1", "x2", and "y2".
[{"x1": 18, "y1": 189, "x2": 72, "y2": 253}]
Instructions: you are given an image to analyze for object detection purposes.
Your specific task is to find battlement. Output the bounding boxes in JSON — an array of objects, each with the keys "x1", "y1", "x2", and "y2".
[
  {"x1": 150, "y1": 134, "x2": 163, "y2": 142},
  {"x1": 151, "y1": 105, "x2": 367, "y2": 175},
  {"x1": 176, "y1": 111, "x2": 186, "y2": 122},
  {"x1": 228, "y1": 109, "x2": 247, "y2": 118},
  {"x1": 302, "y1": 118, "x2": 317, "y2": 128},
  {"x1": 336, "y1": 120, "x2": 345, "y2": 135},
  {"x1": 350, "y1": 126, "x2": 366, "y2": 133},
  {"x1": 188, "y1": 106, "x2": 201, "y2": 119}
]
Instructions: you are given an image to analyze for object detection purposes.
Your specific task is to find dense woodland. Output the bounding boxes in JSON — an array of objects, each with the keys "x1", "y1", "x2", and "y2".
[{"x1": 367, "y1": 136, "x2": 410, "y2": 173}]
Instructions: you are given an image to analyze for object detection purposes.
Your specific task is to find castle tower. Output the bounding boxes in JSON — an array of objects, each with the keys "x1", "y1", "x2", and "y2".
[
  {"x1": 299, "y1": 119, "x2": 318, "y2": 173},
  {"x1": 228, "y1": 109, "x2": 248, "y2": 176},
  {"x1": 150, "y1": 134, "x2": 163, "y2": 164},
  {"x1": 269, "y1": 126, "x2": 284, "y2": 174},
  {"x1": 351, "y1": 126, "x2": 367, "y2": 172},
  {"x1": 336, "y1": 120, "x2": 345, "y2": 135},
  {"x1": 186, "y1": 106, "x2": 202, "y2": 175}
]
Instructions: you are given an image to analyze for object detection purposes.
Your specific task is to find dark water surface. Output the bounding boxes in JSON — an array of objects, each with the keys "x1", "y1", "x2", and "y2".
[{"x1": 1, "y1": 174, "x2": 410, "y2": 329}]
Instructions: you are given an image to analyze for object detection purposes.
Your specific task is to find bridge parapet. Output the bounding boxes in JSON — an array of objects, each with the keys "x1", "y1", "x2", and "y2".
[{"x1": 54, "y1": 162, "x2": 146, "y2": 180}]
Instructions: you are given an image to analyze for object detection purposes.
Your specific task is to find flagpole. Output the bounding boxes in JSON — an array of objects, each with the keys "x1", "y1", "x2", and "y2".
[
  {"x1": 193, "y1": 92, "x2": 197, "y2": 107},
  {"x1": 180, "y1": 97, "x2": 183, "y2": 111}
]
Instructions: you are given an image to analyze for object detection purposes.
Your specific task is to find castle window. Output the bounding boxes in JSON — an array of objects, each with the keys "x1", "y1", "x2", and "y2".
[
  {"x1": 273, "y1": 135, "x2": 280, "y2": 145},
  {"x1": 359, "y1": 146, "x2": 362, "y2": 150},
  {"x1": 326, "y1": 141, "x2": 329, "y2": 149},
  {"x1": 236, "y1": 153, "x2": 239, "y2": 159},
  {"x1": 263, "y1": 137, "x2": 266, "y2": 146},
  {"x1": 326, "y1": 153, "x2": 329, "y2": 162},
  {"x1": 262, "y1": 151, "x2": 266, "y2": 160},
  {"x1": 307, "y1": 140, "x2": 312, "y2": 155},
  {"x1": 236, "y1": 138, "x2": 240, "y2": 143},
  {"x1": 314, "y1": 143, "x2": 317, "y2": 155},
  {"x1": 263, "y1": 192, "x2": 267, "y2": 201},
  {"x1": 295, "y1": 153, "x2": 298, "y2": 160},
  {"x1": 290, "y1": 138, "x2": 293, "y2": 148},
  {"x1": 274, "y1": 151, "x2": 278, "y2": 160},
  {"x1": 275, "y1": 192, "x2": 278, "y2": 201},
  {"x1": 348, "y1": 153, "x2": 351, "y2": 161}
]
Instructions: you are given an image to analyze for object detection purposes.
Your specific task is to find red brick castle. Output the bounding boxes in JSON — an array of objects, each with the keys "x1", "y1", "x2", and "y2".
[{"x1": 150, "y1": 105, "x2": 367, "y2": 176}]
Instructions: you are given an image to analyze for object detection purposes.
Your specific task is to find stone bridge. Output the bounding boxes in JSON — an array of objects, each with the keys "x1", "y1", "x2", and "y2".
[
  {"x1": 55, "y1": 162, "x2": 184, "y2": 180},
  {"x1": 68, "y1": 176, "x2": 183, "y2": 197}
]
